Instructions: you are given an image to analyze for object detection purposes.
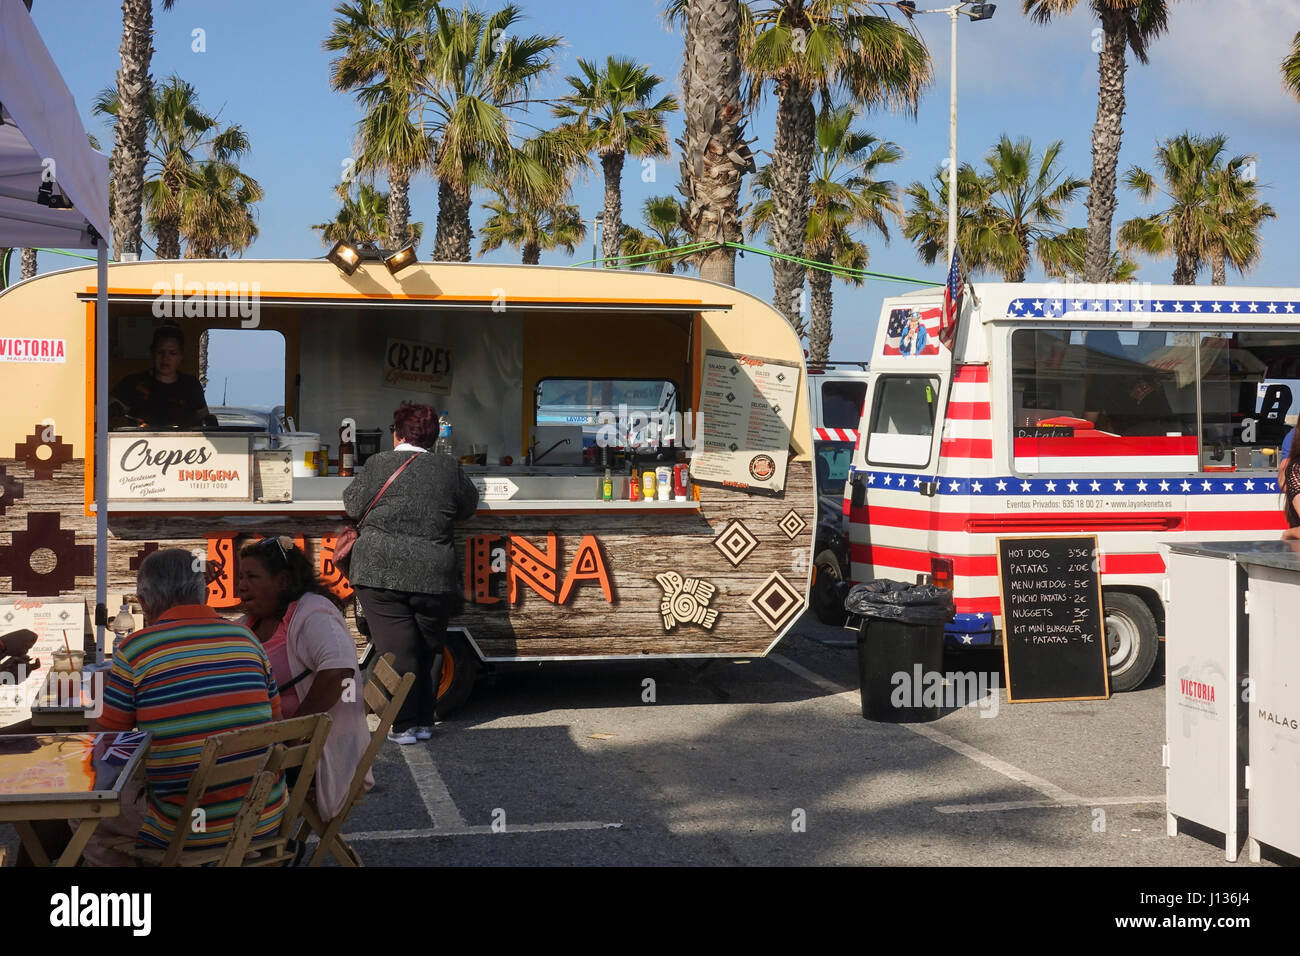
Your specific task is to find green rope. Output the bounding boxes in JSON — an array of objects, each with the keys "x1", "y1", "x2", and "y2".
[
  {"x1": 572, "y1": 238, "x2": 939, "y2": 286},
  {"x1": 31, "y1": 247, "x2": 103, "y2": 262}
]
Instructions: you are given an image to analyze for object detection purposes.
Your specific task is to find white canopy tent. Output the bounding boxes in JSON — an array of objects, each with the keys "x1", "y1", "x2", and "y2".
[{"x1": 0, "y1": 0, "x2": 113, "y2": 654}]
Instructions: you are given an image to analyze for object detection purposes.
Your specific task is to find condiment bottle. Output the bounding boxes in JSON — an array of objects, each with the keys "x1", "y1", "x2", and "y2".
[
  {"x1": 602, "y1": 468, "x2": 613, "y2": 502},
  {"x1": 642, "y1": 469, "x2": 656, "y2": 501},
  {"x1": 630, "y1": 469, "x2": 642, "y2": 501},
  {"x1": 338, "y1": 423, "x2": 356, "y2": 477}
]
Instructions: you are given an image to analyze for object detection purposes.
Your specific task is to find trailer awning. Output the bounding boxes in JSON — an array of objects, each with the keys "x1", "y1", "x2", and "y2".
[{"x1": 74, "y1": 289, "x2": 733, "y2": 313}]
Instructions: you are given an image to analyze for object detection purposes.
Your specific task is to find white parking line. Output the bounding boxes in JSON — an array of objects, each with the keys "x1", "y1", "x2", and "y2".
[
  {"x1": 935, "y1": 795, "x2": 1165, "y2": 814},
  {"x1": 337, "y1": 821, "x2": 619, "y2": 842},
  {"x1": 400, "y1": 742, "x2": 467, "y2": 829}
]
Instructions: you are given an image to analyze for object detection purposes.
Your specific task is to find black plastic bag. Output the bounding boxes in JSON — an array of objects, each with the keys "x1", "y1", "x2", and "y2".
[{"x1": 845, "y1": 579, "x2": 955, "y2": 624}]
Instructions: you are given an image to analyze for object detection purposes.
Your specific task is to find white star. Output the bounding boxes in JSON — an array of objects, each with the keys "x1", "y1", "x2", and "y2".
[
  {"x1": 1245, "y1": 479, "x2": 1255, "y2": 491},
  {"x1": 1132, "y1": 299, "x2": 1144, "y2": 311},
  {"x1": 1223, "y1": 482, "x2": 1233, "y2": 491},
  {"x1": 1180, "y1": 481, "x2": 1191, "y2": 492},
  {"x1": 867, "y1": 473, "x2": 876, "y2": 484},
  {"x1": 1045, "y1": 480, "x2": 1057, "y2": 492},
  {"x1": 1113, "y1": 480, "x2": 1125, "y2": 491},
  {"x1": 996, "y1": 479, "x2": 1007, "y2": 491},
  {"x1": 960, "y1": 634, "x2": 972, "y2": 645},
  {"x1": 1153, "y1": 301, "x2": 1165, "y2": 311},
  {"x1": 1067, "y1": 481, "x2": 1079, "y2": 492},
  {"x1": 1229, "y1": 301, "x2": 1240, "y2": 312},
  {"x1": 883, "y1": 474, "x2": 892, "y2": 485},
  {"x1": 1032, "y1": 299, "x2": 1043, "y2": 312},
  {"x1": 1268, "y1": 303, "x2": 1278, "y2": 313},
  {"x1": 977, "y1": 613, "x2": 987, "y2": 620},
  {"x1": 971, "y1": 481, "x2": 982, "y2": 493},
  {"x1": 1011, "y1": 300, "x2": 1024, "y2": 313},
  {"x1": 949, "y1": 480, "x2": 959, "y2": 492},
  {"x1": 1092, "y1": 299, "x2": 1103, "y2": 311},
  {"x1": 1287, "y1": 303, "x2": 1296, "y2": 313},
  {"x1": 1173, "y1": 301, "x2": 1184, "y2": 312},
  {"x1": 1159, "y1": 480, "x2": 1170, "y2": 491},
  {"x1": 1020, "y1": 481, "x2": 1032, "y2": 492},
  {"x1": 913, "y1": 476, "x2": 921, "y2": 488},
  {"x1": 1137, "y1": 480, "x2": 1148, "y2": 491},
  {"x1": 1191, "y1": 301, "x2": 1202, "y2": 312},
  {"x1": 1248, "y1": 301, "x2": 1259, "y2": 312},
  {"x1": 1072, "y1": 299, "x2": 1083, "y2": 311},
  {"x1": 1090, "y1": 480, "x2": 1101, "y2": 492},
  {"x1": 1201, "y1": 480, "x2": 1212, "y2": 491},
  {"x1": 1211, "y1": 301, "x2": 1222, "y2": 312}
]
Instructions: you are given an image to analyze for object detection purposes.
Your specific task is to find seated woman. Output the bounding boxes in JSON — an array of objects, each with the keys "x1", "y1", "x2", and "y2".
[
  {"x1": 237, "y1": 536, "x2": 372, "y2": 819},
  {"x1": 109, "y1": 323, "x2": 212, "y2": 428}
]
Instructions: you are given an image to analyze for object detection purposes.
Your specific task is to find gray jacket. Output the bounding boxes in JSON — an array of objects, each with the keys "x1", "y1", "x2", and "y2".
[{"x1": 342, "y1": 450, "x2": 479, "y2": 595}]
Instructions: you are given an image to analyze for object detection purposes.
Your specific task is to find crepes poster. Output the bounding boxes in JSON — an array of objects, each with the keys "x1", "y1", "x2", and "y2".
[
  {"x1": 0, "y1": 598, "x2": 89, "y2": 723},
  {"x1": 691, "y1": 350, "x2": 800, "y2": 496}
]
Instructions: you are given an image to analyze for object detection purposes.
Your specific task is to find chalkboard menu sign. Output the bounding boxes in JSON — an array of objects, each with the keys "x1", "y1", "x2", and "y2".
[{"x1": 997, "y1": 535, "x2": 1110, "y2": 703}]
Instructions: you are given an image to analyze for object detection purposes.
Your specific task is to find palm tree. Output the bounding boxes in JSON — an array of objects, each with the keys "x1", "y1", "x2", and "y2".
[
  {"x1": 419, "y1": 3, "x2": 562, "y2": 262},
  {"x1": 673, "y1": 0, "x2": 753, "y2": 285},
  {"x1": 554, "y1": 57, "x2": 679, "y2": 265},
  {"x1": 312, "y1": 180, "x2": 425, "y2": 247},
  {"x1": 324, "y1": 0, "x2": 434, "y2": 250},
  {"x1": 1284, "y1": 31, "x2": 1300, "y2": 101},
  {"x1": 180, "y1": 159, "x2": 263, "y2": 259},
  {"x1": 479, "y1": 187, "x2": 585, "y2": 264},
  {"x1": 109, "y1": 0, "x2": 177, "y2": 260},
  {"x1": 620, "y1": 196, "x2": 693, "y2": 274},
  {"x1": 738, "y1": 1, "x2": 929, "y2": 330},
  {"x1": 751, "y1": 106, "x2": 902, "y2": 364},
  {"x1": 1023, "y1": 0, "x2": 1171, "y2": 283},
  {"x1": 1039, "y1": 227, "x2": 1138, "y2": 282},
  {"x1": 94, "y1": 76, "x2": 253, "y2": 260},
  {"x1": 1117, "y1": 132, "x2": 1272, "y2": 285},
  {"x1": 905, "y1": 136, "x2": 1086, "y2": 282}
]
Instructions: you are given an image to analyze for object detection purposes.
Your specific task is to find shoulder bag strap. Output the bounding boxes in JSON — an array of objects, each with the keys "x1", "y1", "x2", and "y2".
[{"x1": 359, "y1": 453, "x2": 420, "y2": 526}]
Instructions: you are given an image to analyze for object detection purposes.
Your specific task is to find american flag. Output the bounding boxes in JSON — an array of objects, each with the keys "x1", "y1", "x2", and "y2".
[
  {"x1": 883, "y1": 306, "x2": 942, "y2": 356},
  {"x1": 939, "y1": 250, "x2": 965, "y2": 349}
]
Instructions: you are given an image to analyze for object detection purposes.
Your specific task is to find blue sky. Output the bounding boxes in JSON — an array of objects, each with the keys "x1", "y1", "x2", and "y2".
[{"x1": 26, "y1": 0, "x2": 1300, "y2": 407}]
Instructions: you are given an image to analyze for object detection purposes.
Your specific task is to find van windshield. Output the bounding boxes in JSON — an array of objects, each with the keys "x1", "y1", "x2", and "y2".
[{"x1": 866, "y1": 376, "x2": 938, "y2": 467}]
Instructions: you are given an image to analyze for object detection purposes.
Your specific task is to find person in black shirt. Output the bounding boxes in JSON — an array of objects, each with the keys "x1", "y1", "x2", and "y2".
[{"x1": 109, "y1": 324, "x2": 211, "y2": 428}]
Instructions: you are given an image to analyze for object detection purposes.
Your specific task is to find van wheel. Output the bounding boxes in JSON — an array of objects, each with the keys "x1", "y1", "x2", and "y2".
[
  {"x1": 436, "y1": 632, "x2": 480, "y2": 716},
  {"x1": 811, "y1": 551, "x2": 848, "y2": 626},
  {"x1": 1104, "y1": 592, "x2": 1159, "y2": 692}
]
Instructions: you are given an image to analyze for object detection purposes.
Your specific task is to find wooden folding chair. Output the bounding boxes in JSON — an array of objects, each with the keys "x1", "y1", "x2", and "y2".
[
  {"x1": 296, "y1": 652, "x2": 414, "y2": 866},
  {"x1": 106, "y1": 712, "x2": 331, "y2": 867}
]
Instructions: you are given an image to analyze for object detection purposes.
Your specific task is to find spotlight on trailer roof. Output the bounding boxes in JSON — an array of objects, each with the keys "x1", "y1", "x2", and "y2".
[
  {"x1": 327, "y1": 239, "x2": 362, "y2": 275},
  {"x1": 384, "y1": 245, "x2": 417, "y2": 275}
]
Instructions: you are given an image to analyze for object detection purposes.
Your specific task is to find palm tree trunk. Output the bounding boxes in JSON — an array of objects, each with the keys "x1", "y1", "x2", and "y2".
[
  {"x1": 387, "y1": 169, "x2": 411, "y2": 249},
  {"x1": 522, "y1": 241, "x2": 541, "y2": 265},
  {"x1": 1173, "y1": 250, "x2": 1197, "y2": 285},
  {"x1": 807, "y1": 258, "x2": 833, "y2": 368},
  {"x1": 109, "y1": 0, "x2": 154, "y2": 261},
  {"x1": 20, "y1": 248, "x2": 37, "y2": 280},
  {"x1": 767, "y1": 80, "x2": 816, "y2": 331},
  {"x1": 1084, "y1": 8, "x2": 1129, "y2": 283},
  {"x1": 1210, "y1": 246, "x2": 1227, "y2": 285},
  {"x1": 680, "y1": 0, "x2": 747, "y2": 286},
  {"x1": 601, "y1": 151, "x2": 624, "y2": 264},
  {"x1": 433, "y1": 176, "x2": 473, "y2": 262},
  {"x1": 198, "y1": 330, "x2": 209, "y2": 391},
  {"x1": 155, "y1": 221, "x2": 181, "y2": 260}
]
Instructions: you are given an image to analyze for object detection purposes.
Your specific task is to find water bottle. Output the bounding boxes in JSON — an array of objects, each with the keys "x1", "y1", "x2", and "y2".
[{"x1": 434, "y1": 414, "x2": 453, "y2": 456}]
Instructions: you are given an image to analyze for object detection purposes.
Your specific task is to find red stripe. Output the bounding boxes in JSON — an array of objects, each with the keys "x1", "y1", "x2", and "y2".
[
  {"x1": 850, "y1": 544, "x2": 998, "y2": 577},
  {"x1": 1186, "y1": 510, "x2": 1287, "y2": 531},
  {"x1": 955, "y1": 596, "x2": 1002, "y2": 614},
  {"x1": 851, "y1": 503, "x2": 1283, "y2": 534},
  {"x1": 940, "y1": 438, "x2": 993, "y2": 458},
  {"x1": 882, "y1": 345, "x2": 941, "y2": 357},
  {"x1": 945, "y1": 401, "x2": 992, "y2": 421},
  {"x1": 1013, "y1": 435, "x2": 1198, "y2": 457},
  {"x1": 1098, "y1": 553, "x2": 1167, "y2": 574},
  {"x1": 953, "y1": 365, "x2": 989, "y2": 383}
]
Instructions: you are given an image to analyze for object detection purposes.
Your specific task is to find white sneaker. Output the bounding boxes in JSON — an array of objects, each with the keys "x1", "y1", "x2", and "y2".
[
  {"x1": 387, "y1": 728, "x2": 418, "y2": 745},
  {"x1": 413, "y1": 725, "x2": 434, "y2": 740}
]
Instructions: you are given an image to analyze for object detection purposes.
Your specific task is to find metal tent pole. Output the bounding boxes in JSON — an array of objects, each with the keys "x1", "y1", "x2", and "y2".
[{"x1": 94, "y1": 235, "x2": 108, "y2": 660}]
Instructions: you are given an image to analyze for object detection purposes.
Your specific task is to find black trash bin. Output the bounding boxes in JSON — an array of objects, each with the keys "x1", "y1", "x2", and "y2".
[{"x1": 846, "y1": 579, "x2": 954, "y2": 722}]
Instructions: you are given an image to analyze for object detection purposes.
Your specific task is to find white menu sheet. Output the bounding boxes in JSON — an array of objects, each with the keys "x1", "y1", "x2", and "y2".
[{"x1": 691, "y1": 349, "x2": 801, "y2": 495}]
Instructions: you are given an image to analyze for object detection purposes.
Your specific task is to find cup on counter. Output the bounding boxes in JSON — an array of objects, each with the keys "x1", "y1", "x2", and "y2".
[
  {"x1": 471, "y1": 443, "x2": 487, "y2": 466},
  {"x1": 51, "y1": 649, "x2": 84, "y2": 673}
]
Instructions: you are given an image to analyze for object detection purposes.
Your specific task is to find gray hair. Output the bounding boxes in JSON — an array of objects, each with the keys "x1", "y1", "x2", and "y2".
[{"x1": 136, "y1": 548, "x2": 207, "y2": 618}]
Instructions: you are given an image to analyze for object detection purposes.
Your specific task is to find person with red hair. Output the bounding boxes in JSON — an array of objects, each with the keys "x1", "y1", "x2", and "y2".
[{"x1": 342, "y1": 402, "x2": 478, "y2": 743}]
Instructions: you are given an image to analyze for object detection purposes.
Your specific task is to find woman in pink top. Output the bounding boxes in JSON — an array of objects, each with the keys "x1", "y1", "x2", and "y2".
[{"x1": 237, "y1": 536, "x2": 372, "y2": 819}]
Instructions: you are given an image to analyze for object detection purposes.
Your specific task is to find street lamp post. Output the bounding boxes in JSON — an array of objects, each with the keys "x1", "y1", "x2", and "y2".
[
  {"x1": 895, "y1": 2, "x2": 995, "y2": 272},
  {"x1": 590, "y1": 213, "x2": 604, "y2": 267}
]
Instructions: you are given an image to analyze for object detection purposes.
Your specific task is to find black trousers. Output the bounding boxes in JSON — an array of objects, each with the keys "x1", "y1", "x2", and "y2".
[{"x1": 355, "y1": 586, "x2": 455, "y2": 731}]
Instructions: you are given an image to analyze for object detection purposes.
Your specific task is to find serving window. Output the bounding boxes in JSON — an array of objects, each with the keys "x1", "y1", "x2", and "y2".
[{"x1": 1011, "y1": 327, "x2": 1300, "y2": 474}]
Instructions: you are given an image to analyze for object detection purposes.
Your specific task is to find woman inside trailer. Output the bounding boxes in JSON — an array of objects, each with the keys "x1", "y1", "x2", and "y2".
[{"x1": 109, "y1": 322, "x2": 213, "y2": 428}]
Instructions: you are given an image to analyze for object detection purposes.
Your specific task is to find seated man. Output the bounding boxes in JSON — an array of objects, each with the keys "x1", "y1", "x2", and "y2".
[{"x1": 84, "y1": 548, "x2": 285, "y2": 864}]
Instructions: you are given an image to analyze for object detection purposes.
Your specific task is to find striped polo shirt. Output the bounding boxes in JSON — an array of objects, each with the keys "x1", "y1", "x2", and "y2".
[{"x1": 99, "y1": 604, "x2": 287, "y2": 849}]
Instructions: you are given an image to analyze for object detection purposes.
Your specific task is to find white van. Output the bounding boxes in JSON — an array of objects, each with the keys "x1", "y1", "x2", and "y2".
[
  {"x1": 808, "y1": 364, "x2": 869, "y2": 623},
  {"x1": 847, "y1": 284, "x2": 1297, "y2": 690}
]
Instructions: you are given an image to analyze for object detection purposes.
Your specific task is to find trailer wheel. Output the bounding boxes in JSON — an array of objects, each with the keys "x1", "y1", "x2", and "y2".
[
  {"x1": 435, "y1": 632, "x2": 480, "y2": 716},
  {"x1": 1103, "y1": 591, "x2": 1159, "y2": 692},
  {"x1": 811, "y1": 551, "x2": 847, "y2": 626}
]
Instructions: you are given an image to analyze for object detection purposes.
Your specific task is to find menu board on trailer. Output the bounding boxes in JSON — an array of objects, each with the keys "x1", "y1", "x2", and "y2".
[
  {"x1": 691, "y1": 349, "x2": 801, "y2": 496},
  {"x1": 0, "y1": 598, "x2": 90, "y2": 723},
  {"x1": 996, "y1": 535, "x2": 1111, "y2": 703}
]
